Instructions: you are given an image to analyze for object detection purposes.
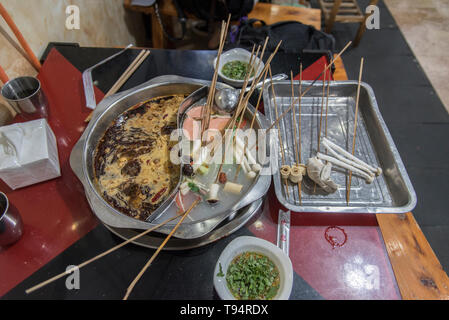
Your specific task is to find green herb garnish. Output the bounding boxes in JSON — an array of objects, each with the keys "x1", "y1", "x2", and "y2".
[
  {"x1": 188, "y1": 182, "x2": 200, "y2": 193},
  {"x1": 221, "y1": 60, "x2": 255, "y2": 80},
  {"x1": 226, "y1": 252, "x2": 280, "y2": 300}
]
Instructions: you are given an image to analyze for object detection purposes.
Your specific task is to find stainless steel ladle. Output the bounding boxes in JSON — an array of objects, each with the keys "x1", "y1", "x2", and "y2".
[{"x1": 214, "y1": 73, "x2": 287, "y2": 114}]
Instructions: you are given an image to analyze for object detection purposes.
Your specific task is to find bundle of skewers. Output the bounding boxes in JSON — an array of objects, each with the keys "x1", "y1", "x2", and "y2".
[
  {"x1": 177, "y1": 21, "x2": 283, "y2": 207},
  {"x1": 270, "y1": 48, "x2": 383, "y2": 205}
]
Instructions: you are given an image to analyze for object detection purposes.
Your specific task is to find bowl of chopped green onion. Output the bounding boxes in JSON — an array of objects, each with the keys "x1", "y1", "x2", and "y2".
[
  {"x1": 214, "y1": 48, "x2": 264, "y2": 88},
  {"x1": 214, "y1": 236, "x2": 293, "y2": 300}
]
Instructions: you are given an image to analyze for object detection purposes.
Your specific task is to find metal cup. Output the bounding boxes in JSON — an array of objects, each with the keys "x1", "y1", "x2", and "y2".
[
  {"x1": 0, "y1": 192, "x2": 23, "y2": 247},
  {"x1": 1, "y1": 76, "x2": 48, "y2": 119}
]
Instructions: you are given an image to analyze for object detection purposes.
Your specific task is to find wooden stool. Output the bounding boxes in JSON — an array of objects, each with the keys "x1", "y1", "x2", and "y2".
[{"x1": 318, "y1": 0, "x2": 379, "y2": 46}]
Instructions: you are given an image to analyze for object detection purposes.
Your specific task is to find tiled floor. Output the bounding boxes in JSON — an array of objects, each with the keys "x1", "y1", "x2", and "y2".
[{"x1": 383, "y1": 0, "x2": 449, "y2": 114}]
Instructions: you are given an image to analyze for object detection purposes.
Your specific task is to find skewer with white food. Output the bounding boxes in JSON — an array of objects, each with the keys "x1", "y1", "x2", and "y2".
[
  {"x1": 280, "y1": 165, "x2": 292, "y2": 180},
  {"x1": 322, "y1": 137, "x2": 382, "y2": 176},
  {"x1": 316, "y1": 152, "x2": 374, "y2": 184}
]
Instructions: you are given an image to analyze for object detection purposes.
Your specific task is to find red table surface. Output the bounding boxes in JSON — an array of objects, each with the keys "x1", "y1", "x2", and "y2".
[{"x1": 0, "y1": 50, "x2": 400, "y2": 299}]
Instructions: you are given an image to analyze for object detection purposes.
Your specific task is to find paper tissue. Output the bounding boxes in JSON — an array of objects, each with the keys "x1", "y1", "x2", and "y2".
[{"x1": 0, "y1": 119, "x2": 61, "y2": 190}]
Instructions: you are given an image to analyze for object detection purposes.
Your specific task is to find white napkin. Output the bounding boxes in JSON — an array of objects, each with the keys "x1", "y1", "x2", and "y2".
[{"x1": 0, "y1": 119, "x2": 61, "y2": 189}]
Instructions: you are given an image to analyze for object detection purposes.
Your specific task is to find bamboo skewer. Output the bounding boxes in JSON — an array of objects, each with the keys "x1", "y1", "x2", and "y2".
[
  {"x1": 224, "y1": 44, "x2": 258, "y2": 133},
  {"x1": 270, "y1": 66, "x2": 289, "y2": 199},
  {"x1": 290, "y1": 70, "x2": 302, "y2": 204},
  {"x1": 291, "y1": 71, "x2": 299, "y2": 166},
  {"x1": 84, "y1": 49, "x2": 150, "y2": 122},
  {"x1": 313, "y1": 64, "x2": 327, "y2": 194},
  {"x1": 297, "y1": 64, "x2": 303, "y2": 204},
  {"x1": 25, "y1": 212, "x2": 184, "y2": 295},
  {"x1": 346, "y1": 57, "x2": 364, "y2": 204},
  {"x1": 214, "y1": 44, "x2": 258, "y2": 183},
  {"x1": 325, "y1": 65, "x2": 331, "y2": 141},
  {"x1": 226, "y1": 39, "x2": 281, "y2": 136},
  {"x1": 216, "y1": 38, "x2": 281, "y2": 183},
  {"x1": 317, "y1": 63, "x2": 326, "y2": 154},
  {"x1": 298, "y1": 64, "x2": 303, "y2": 165},
  {"x1": 264, "y1": 41, "x2": 352, "y2": 133},
  {"x1": 235, "y1": 37, "x2": 269, "y2": 131},
  {"x1": 202, "y1": 15, "x2": 231, "y2": 143},
  {"x1": 123, "y1": 199, "x2": 200, "y2": 300},
  {"x1": 233, "y1": 66, "x2": 270, "y2": 181},
  {"x1": 230, "y1": 42, "x2": 267, "y2": 181}
]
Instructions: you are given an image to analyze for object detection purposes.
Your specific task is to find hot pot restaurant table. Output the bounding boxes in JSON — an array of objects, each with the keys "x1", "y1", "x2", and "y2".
[{"x1": 1, "y1": 44, "x2": 448, "y2": 300}]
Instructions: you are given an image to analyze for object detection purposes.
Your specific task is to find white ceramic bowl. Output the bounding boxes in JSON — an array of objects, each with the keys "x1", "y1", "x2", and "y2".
[
  {"x1": 213, "y1": 48, "x2": 265, "y2": 88},
  {"x1": 213, "y1": 236, "x2": 293, "y2": 300}
]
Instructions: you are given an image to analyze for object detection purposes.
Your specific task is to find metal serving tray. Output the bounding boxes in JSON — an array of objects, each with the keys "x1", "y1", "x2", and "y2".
[{"x1": 263, "y1": 80, "x2": 416, "y2": 214}]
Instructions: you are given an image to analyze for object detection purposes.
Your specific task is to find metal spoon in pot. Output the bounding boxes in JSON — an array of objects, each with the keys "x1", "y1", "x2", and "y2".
[{"x1": 214, "y1": 73, "x2": 287, "y2": 114}]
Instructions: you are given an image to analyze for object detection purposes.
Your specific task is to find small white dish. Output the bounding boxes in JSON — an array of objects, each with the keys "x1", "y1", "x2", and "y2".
[
  {"x1": 213, "y1": 48, "x2": 264, "y2": 88},
  {"x1": 213, "y1": 236, "x2": 293, "y2": 300}
]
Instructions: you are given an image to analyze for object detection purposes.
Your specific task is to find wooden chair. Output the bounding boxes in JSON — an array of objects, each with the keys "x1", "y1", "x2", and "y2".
[{"x1": 318, "y1": 0, "x2": 379, "y2": 46}]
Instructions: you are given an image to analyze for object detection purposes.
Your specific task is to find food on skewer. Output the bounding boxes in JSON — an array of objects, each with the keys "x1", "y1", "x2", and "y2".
[
  {"x1": 306, "y1": 157, "x2": 339, "y2": 194},
  {"x1": 289, "y1": 164, "x2": 306, "y2": 184},
  {"x1": 218, "y1": 172, "x2": 227, "y2": 184},
  {"x1": 207, "y1": 183, "x2": 220, "y2": 204},
  {"x1": 322, "y1": 137, "x2": 382, "y2": 176},
  {"x1": 280, "y1": 165, "x2": 291, "y2": 180},
  {"x1": 316, "y1": 152, "x2": 374, "y2": 184},
  {"x1": 224, "y1": 181, "x2": 244, "y2": 195},
  {"x1": 252, "y1": 163, "x2": 262, "y2": 173}
]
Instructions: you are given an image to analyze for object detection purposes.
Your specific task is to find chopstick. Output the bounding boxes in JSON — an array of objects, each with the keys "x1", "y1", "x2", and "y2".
[
  {"x1": 0, "y1": 3, "x2": 41, "y2": 71},
  {"x1": 84, "y1": 49, "x2": 150, "y2": 122},
  {"x1": 123, "y1": 199, "x2": 200, "y2": 300},
  {"x1": 346, "y1": 57, "x2": 364, "y2": 204},
  {"x1": 105, "y1": 50, "x2": 150, "y2": 98},
  {"x1": 25, "y1": 212, "x2": 184, "y2": 295},
  {"x1": 0, "y1": 64, "x2": 9, "y2": 84}
]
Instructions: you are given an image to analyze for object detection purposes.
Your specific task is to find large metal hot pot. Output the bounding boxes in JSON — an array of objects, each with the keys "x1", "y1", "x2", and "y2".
[{"x1": 70, "y1": 75, "x2": 271, "y2": 239}]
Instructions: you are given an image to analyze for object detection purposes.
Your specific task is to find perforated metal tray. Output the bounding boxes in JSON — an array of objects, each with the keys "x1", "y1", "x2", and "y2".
[{"x1": 263, "y1": 80, "x2": 416, "y2": 214}]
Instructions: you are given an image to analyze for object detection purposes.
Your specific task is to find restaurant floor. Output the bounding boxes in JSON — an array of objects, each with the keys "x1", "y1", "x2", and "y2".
[{"x1": 312, "y1": 0, "x2": 449, "y2": 273}]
